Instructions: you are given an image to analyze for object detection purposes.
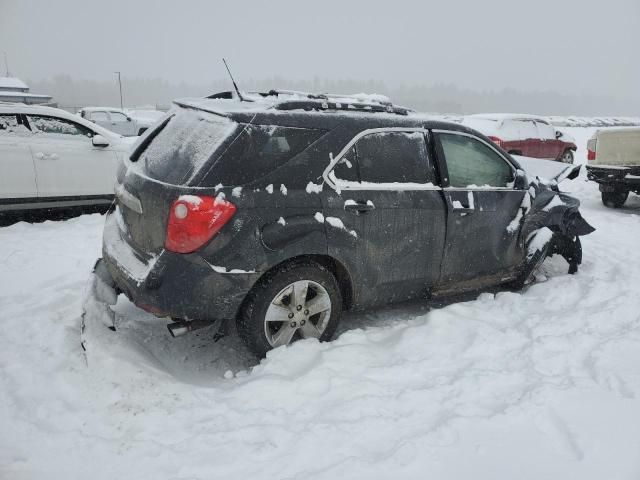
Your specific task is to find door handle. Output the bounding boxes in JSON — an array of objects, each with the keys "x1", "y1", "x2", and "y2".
[
  {"x1": 451, "y1": 200, "x2": 474, "y2": 214},
  {"x1": 344, "y1": 200, "x2": 375, "y2": 213},
  {"x1": 35, "y1": 152, "x2": 58, "y2": 160}
]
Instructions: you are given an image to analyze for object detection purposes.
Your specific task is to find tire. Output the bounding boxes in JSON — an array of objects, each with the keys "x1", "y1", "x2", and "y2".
[
  {"x1": 559, "y1": 149, "x2": 574, "y2": 164},
  {"x1": 237, "y1": 261, "x2": 342, "y2": 358},
  {"x1": 601, "y1": 190, "x2": 628, "y2": 208}
]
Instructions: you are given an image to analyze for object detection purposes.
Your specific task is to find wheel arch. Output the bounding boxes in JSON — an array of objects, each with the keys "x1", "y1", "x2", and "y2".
[{"x1": 237, "y1": 254, "x2": 354, "y2": 319}]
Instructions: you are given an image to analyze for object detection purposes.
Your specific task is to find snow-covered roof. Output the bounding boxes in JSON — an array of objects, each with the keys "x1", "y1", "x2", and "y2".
[
  {"x1": 467, "y1": 113, "x2": 550, "y2": 123},
  {"x1": 0, "y1": 77, "x2": 29, "y2": 90},
  {"x1": 0, "y1": 91, "x2": 52, "y2": 100},
  {"x1": 80, "y1": 106, "x2": 128, "y2": 114}
]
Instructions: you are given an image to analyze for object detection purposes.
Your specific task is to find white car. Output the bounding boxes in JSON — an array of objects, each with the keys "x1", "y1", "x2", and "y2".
[
  {"x1": 0, "y1": 103, "x2": 135, "y2": 212},
  {"x1": 126, "y1": 109, "x2": 165, "y2": 135},
  {"x1": 78, "y1": 107, "x2": 140, "y2": 137}
]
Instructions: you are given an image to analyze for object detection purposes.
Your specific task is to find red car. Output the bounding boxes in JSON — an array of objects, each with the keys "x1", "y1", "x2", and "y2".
[{"x1": 462, "y1": 114, "x2": 577, "y2": 163}]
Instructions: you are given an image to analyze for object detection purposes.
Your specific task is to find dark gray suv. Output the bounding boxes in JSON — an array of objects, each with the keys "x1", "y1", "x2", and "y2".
[{"x1": 91, "y1": 91, "x2": 593, "y2": 357}]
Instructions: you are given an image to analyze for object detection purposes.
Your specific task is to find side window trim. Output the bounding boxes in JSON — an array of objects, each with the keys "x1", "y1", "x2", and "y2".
[
  {"x1": 433, "y1": 129, "x2": 518, "y2": 191},
  {"x1": 323, "y1": 127, "x2": 441, "y2": 191}
]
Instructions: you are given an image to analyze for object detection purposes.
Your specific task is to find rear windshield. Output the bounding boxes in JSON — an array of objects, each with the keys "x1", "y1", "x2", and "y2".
[
  {"x1": 198, "y1": 124, "x2": 325, "y2": 185},
  {"x1": 137, "y1": 109, "x2": 237, "y2": 185}
]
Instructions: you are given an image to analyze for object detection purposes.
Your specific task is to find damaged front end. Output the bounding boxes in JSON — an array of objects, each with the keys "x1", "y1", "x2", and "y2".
[{"x1": 519, "y1": 182, "x2": 595, "y2": 278}]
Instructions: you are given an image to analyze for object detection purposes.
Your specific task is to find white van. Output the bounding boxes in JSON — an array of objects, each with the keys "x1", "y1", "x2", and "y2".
[{"x1": 586, "y1": 127, "x2": 640, "y2": 208}]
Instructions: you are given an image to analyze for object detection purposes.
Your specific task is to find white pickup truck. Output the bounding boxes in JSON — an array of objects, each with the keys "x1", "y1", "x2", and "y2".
[{"x1": 586, "y1": 127, "x2": 640, "y2": 208}]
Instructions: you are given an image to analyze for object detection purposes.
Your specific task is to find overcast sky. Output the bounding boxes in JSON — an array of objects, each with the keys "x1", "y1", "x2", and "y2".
[{"x1": 1, "y1": 0, "x2": 639, "y2": 105}]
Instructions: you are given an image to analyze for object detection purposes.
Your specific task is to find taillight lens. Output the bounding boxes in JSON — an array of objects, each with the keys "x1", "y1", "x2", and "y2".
[
  {"x1": 587, "y1": 138, "x2": 597, "y2": 161},
  {"x1": 488, "y1": 136, "x2": 504, "y2": 148},
  {"x1": 165, "y1": 195, "x2": 236, "y2": 253}
]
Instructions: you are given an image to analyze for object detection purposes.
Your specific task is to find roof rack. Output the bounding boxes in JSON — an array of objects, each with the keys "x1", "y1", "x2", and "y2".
[{"x1": 205, "y1": 89, "x2": 411, "y2": 116}]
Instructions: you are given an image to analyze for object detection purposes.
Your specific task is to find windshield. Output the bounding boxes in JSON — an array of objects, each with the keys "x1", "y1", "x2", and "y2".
[{"x1": 137, "y1": 109, "x2": 237, "y2": 185}]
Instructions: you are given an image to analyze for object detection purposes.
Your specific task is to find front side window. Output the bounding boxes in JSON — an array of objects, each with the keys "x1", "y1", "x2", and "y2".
[
  {"x1": 0, "y1": 114, "x2": 31, "y2": 136},
  {"x1": 439, "y1": 133, "x2": 514, "y2": 188},
  {"x1": 27, "y1": 115, "x2": 94, "y2": 138},
  {"x1": 535, "y1": 121, "x2": 556, "y2": 140},
  {"x1": 355, "y1": 131, "x2": 431, "y2": 184},
  {"x1": 110, "y1": 112, "x2": 128, "y2": 123}
]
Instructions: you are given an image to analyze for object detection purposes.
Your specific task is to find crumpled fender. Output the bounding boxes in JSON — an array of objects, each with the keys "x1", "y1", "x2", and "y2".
[
  {"x1": 519, "y1": 182, "x2": 595, "y2": 274},
  {"x1": 521, "y1": 186, "x2": 595, "y2": 241}
]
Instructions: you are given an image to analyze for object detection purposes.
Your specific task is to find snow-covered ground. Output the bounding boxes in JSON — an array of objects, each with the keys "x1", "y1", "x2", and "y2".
[{"x1": 2, "y1": 127, "x2": 640, "y2": 479}]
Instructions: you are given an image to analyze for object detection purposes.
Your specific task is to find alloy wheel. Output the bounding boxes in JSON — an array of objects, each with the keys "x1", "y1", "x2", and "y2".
[{"x1": 263, "y1": 280, "x2": 332, "y2": 347}]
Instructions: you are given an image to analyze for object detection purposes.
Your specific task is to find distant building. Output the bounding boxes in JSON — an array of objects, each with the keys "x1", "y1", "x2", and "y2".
[{"x1": 0, "y1": 77, "x2": 54, "y2": 105}]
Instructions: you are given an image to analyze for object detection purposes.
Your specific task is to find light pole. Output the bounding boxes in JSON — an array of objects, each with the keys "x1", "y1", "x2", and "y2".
[{"x1": 114, "y1": 71, "x2": 123, "y2": 110}]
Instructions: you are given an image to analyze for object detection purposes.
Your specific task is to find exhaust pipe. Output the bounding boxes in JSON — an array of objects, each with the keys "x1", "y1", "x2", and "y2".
[{"x1": 167, "y1": 319, "x2": 213, "y2": 338}]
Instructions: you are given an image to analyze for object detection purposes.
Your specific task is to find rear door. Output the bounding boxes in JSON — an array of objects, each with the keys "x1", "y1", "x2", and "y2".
[
  {"x1": 26, "y1": 115, "x2": 119, "y2": 197},
  {"x1": 323, "y1": 128, "x2": 447, "y2": 307},
  {"x1": 434, "y1": 130, "x2": 526, "y2": 288},
  {"x1": 0, "y1": 114, "x2": 38, "y2": 200}
]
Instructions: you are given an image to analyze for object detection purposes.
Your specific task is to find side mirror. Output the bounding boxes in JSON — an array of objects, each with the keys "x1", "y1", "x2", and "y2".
[
  {"x1": 514, "y1": 169, "x2": 528, "y2": 190},
  {"x1": 555, "y1": 130, "x2": 563, "y2": 139},
  {"x1": 127, "y1": 117, "x2": 132, "y2": 122},
  {"x1": 92, "y1": 135, "x2": 110, "y2": 147}
]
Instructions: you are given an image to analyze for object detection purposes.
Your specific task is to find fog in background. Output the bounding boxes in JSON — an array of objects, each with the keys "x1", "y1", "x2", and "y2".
[{"x1": 1, "y1": 0, "x2": 639, "y2": 115}]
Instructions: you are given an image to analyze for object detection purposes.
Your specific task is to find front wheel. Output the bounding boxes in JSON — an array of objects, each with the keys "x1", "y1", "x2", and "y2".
[
  {"x1": 601, "y1": 190, "x2": 628, "y2": 208},
  {"x1": 559, "y1": 149, "x2": 574, "y2": 164},
  {"x1": 237, "y1": 262, "x2": 342, "y2": 358}
]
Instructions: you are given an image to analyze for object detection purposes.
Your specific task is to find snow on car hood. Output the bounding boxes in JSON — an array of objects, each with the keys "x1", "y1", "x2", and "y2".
[{"x1": 513, "y1": 155, "x2": 580, "y2": 184}]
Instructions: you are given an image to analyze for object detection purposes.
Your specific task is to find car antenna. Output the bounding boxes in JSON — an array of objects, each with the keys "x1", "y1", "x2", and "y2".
[{"x1": 222, "y1": 58, "x2": 250, "y2": 102}]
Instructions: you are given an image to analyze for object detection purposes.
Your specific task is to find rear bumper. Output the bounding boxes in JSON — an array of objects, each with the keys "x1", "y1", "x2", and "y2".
[
  {"x1": 101, "y1": 211, "x2": 259, "y2": 321},
  {"x1": 586, "y1": 165, "x2": 640, "y2": 191}
]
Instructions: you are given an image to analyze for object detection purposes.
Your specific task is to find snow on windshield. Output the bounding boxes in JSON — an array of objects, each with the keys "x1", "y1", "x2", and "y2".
[{"x1": 140, "y1": 109, "x2": 236, "y2": 185}]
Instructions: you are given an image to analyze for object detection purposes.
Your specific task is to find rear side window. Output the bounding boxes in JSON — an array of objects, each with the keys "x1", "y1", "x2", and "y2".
[
  {"x1": 438, "y1": 133, "x2": 514, "y2": 188},
  {"x1": 200, "y1": 124, "x2": 325, "y2": 185},
  {"x1": 139, "y1": 109, "x2": 237, "y2": 185},
  {"x1": 332, "y1": 146, "x2": 359, "y2": 182},
  {"x1": 356, "y1": 132, "x2": 430, "y2": 184},
  {"x1": 331, "y1": 131, "x2": 433, "y2": 185}
]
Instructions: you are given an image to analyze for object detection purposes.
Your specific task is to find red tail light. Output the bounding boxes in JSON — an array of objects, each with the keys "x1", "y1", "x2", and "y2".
[
  {"x1": 587, "y1": 149, "x2": 596, "y2": 161},
  {"x1": 165, "y1": 195, "x2": 236, "y2": 253},
  {"x1": 488, "y1": 136, "x2": 504, "y2": 148}
]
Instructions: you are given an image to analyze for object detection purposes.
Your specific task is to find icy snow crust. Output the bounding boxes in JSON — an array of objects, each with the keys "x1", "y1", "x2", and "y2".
[{"x1": 2, "y1": 127, "x2": 640, "y2": 479}]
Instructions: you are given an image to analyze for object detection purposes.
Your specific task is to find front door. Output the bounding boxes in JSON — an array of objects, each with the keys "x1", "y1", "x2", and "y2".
[
  {"x1": 0, "y1": 114, "x2": 38, "y2": 200},
  {"x1": 87, "y1": 110, "x2": 112, "y2": 132},
  {"x1": 322, "y1": 128, "x2": 447, "y2": 307},
  {"x1": 25, "y1": 115, "x2": 119, "y2": 197},
  {"x1": 109, "y1": 111, "x2": 136, "y2": 136},
  {"x1": 434, "y1": 130, "x2": 526, "y2": 288}
]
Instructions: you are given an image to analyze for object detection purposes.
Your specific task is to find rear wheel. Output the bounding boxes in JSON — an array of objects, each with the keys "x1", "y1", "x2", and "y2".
[
  {"x1": 601, "y1": 190, "x2": 628, "y2": 208},
  {"x1": 559, "y1": 149, "x2": 574, "y2": 164},
  {"x1": 237, "y1": 262, "x2": 342, "y2": 358}
]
